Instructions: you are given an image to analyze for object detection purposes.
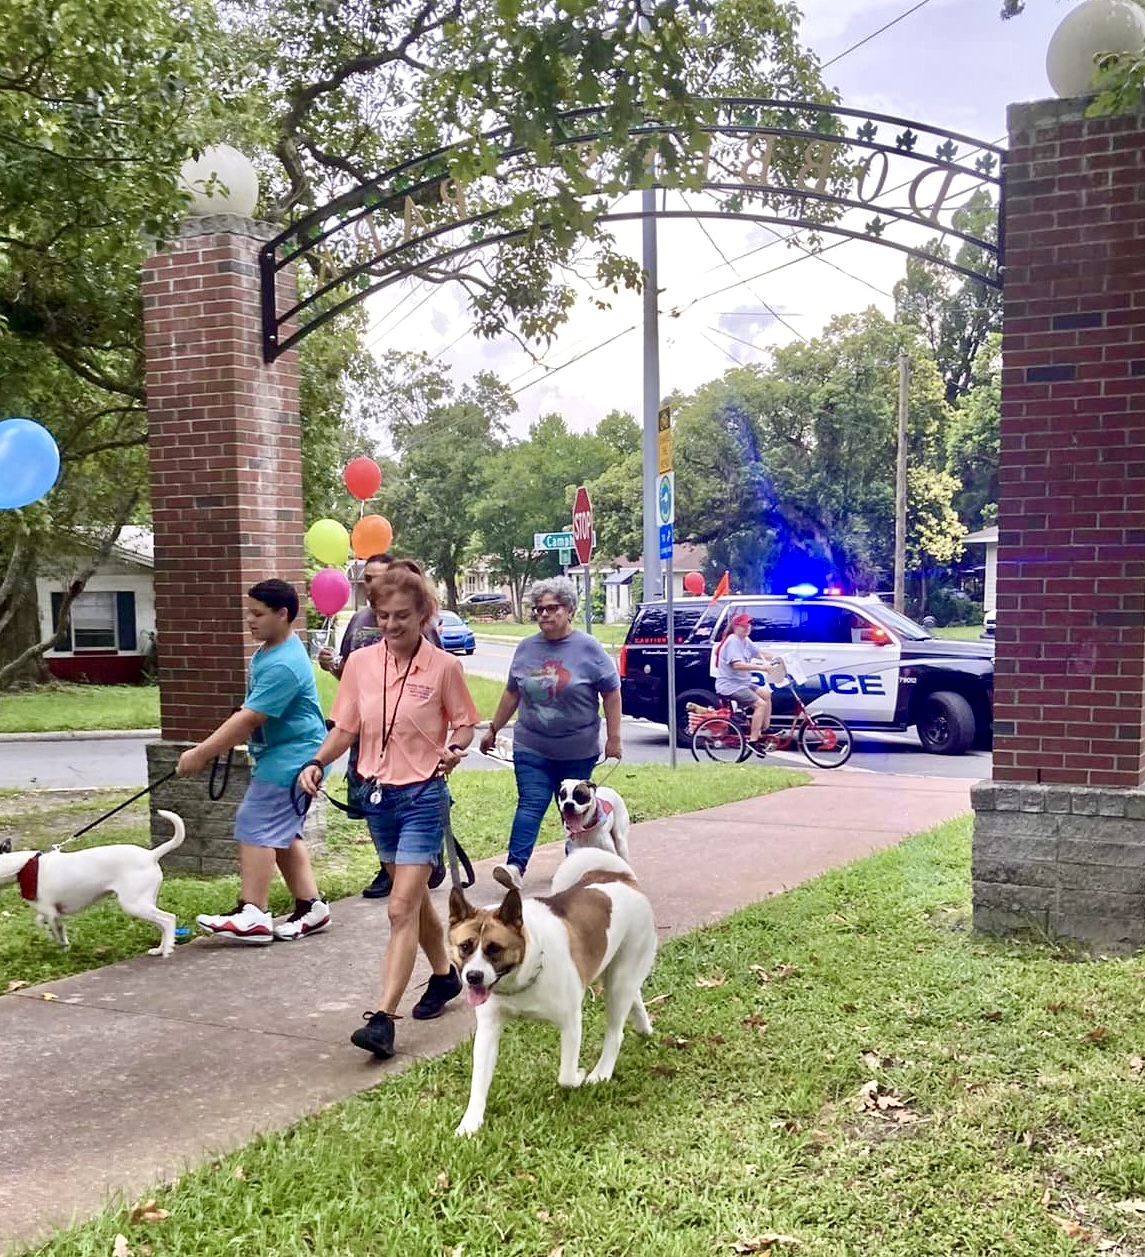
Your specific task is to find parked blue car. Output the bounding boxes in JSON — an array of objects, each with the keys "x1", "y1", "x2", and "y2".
[{"x1": 438, "y1": 610, "x2": 476, "y2": 655}]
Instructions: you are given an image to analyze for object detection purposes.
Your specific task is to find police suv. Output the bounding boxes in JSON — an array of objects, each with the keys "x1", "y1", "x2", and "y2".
[{"x1": 619, "y1": 589, "x2": 994, "y2": 756}]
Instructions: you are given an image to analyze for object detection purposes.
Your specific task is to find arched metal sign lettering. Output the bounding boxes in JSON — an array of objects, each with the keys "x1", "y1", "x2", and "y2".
[{"x1": 259, "y1": 99, "x2": 1004, "y2": 362}]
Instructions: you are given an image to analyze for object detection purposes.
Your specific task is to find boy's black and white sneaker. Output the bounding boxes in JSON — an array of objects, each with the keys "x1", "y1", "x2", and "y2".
[
  {"x1": 411, "y1": 965, "x2": 462, "y2": 1020},
  {"x1": 350, "y1": 1010, "x2": 396, "y2": 1059},
  {"x1": 273, "y1": 898, "x2": 331, "y2": 941}
]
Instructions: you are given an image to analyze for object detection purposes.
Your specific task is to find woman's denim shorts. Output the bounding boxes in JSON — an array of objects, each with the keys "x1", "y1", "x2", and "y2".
[{"x1": 365, "y1": 776, "x2": 448, "y2": 866}]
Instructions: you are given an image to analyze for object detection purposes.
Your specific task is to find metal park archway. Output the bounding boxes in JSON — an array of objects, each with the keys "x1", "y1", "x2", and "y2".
[{"x1": 258, "y1": 98, "x2": 1005, "y2": 362}]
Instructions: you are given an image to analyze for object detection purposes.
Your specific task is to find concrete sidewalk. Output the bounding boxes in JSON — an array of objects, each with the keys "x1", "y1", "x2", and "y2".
[{"x1": 0, "y1": 772, "x2": 972, "y2": 1254}]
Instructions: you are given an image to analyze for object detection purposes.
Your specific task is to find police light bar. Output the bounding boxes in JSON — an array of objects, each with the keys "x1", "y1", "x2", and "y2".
[{"x1": 786, "y1": 583, "x2": 819, "y2": 599}]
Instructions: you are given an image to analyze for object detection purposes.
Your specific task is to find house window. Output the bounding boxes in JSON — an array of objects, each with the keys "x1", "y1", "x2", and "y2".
[
  {"x1": 50, "y1": 590, "x2": 137, "y2": 652},
  {"x1": 72, "y1": 592, "x2": 118, "y2": 649}
]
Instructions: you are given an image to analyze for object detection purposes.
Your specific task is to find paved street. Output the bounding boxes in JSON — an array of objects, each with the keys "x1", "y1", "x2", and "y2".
[{"x1": 0, "y1": 636, "x2": 991, "y2": 790}]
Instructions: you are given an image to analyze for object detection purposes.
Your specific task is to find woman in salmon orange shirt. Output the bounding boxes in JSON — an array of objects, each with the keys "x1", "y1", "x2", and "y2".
[{"x1": 298, "y1": 566, "x2": 479, "y2": 1060}]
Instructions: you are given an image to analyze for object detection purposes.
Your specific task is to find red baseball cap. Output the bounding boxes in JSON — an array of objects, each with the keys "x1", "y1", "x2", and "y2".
[{"x1": 731, "y1": 613, "x2": 753, "y2": 628}]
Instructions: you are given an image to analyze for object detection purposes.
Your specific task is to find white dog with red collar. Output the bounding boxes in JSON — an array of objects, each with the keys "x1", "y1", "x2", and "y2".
[
  {"x1": 0, "y1": 810, "x2": 185, "y2": 956},
  {"x1": 557, "y1": 779, "x2": 631, "y2": 863}
]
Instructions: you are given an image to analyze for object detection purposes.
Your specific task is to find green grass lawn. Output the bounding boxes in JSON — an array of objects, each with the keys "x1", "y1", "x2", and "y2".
[
  {"x1": 0, "y1": 760, "x2": 800, "y2": 988},
  {"x1": 475, "y1": 620, "x2": 629, "y2": 646},
  {"x1": 16, "y1": 814, "x2": 1145, "y2": 1256},
  {"x1": 1, "y1": 666, "x2": 506, "y2": 735},
  {"x1": 0, "y1": 683, "x2": 160, "y2": 733},
  {"x1": 931, "y1": 624, "x2": 989, "y2": 641}
]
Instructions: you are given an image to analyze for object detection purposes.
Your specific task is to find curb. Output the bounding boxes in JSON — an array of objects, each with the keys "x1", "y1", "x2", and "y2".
[{"x1": 0, "y1": 728, "x2": 160, "y2": 744}]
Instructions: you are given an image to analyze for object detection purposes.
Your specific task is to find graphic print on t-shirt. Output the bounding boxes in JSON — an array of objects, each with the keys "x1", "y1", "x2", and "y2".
[{"x1": 519, "y1": 656, "x2": 572, "y2": 724}]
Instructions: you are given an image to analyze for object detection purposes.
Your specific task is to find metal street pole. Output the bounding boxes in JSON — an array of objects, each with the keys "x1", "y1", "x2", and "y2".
[
  {"x1": 893, "y1": 352, "x2": 910, "y2": 613},
  {"x1": 641, "y1": 184, "x2": 661, "y2": 604}
]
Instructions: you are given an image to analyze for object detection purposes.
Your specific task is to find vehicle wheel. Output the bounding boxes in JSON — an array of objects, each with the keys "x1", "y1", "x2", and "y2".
[
  {"x1": 676, "y1": 689, "x2": 719, "y2": 748},
  {"x1": 798, "y1": 714, "x2": 854, "y2": 768},
  {"x1": 691, "y1": 716, "x2": 748, "y2": 764},
  {"x1": 465, "y1": 647, "x2": 475, "y2": 655},
  {"x1": 916, "y1": 690, "x2": 975, "y2": 756}
]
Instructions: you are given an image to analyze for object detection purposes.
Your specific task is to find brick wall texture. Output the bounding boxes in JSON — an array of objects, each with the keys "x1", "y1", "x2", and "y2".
[
  {"x1": 142, "y1": 215, "x2": 303, "y2": 742},
  {"x1": 995, "y1": 98, "x2": 1145, "y2": 788}
]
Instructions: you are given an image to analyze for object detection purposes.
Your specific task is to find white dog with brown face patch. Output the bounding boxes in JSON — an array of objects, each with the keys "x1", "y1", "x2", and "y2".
[
  {"x1": 448, "y1": 848, "x2": 656, "y2": 1136},
  {"x1": 557, "y1": 779, "x2": 631, "y2": 863},
  {"x1": 0, "y1": 810, "x2": 186, "y2": 957}
]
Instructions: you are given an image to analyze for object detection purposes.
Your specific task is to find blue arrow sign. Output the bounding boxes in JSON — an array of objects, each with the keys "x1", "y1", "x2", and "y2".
[{"x1": 659, "y1": 523, "x2": 673, "y2": 560}]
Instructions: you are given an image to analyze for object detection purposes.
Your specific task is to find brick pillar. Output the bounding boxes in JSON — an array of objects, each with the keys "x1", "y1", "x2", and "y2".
[
  {"x1": 140, "y1": 214, "x2": 323, "y2": 868},
  {"x1": 972, "y1": 97, "x2": 1145, "y2": 952}
]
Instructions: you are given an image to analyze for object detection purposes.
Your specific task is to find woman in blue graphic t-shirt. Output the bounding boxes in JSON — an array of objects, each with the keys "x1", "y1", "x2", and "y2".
[{"x1": 479, "y1": 576, "x2": 621, "y2": 887}]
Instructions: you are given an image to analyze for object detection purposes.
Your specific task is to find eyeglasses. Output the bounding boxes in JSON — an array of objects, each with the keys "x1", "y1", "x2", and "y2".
[{"x1": 532, "y1": 603, "x2": 565, "y2": 618}]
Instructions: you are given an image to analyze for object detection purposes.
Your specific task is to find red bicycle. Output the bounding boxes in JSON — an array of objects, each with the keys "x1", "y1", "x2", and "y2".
[{"x1": 687, "y1": 662, "x2": 854, "y2": 769}]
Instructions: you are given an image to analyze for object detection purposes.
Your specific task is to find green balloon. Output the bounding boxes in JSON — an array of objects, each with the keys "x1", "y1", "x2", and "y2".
[{"x1": 305, "y1": 518, "x2": 349, "y2": 567}]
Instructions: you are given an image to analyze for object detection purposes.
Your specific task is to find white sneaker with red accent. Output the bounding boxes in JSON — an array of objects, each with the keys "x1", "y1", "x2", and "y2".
[
  {"x1": 196, "y1": 902, "x2": 274, "y2": 944},
  {"x1": 273, "y1": 898, "x2": 331, "y2": 941}
]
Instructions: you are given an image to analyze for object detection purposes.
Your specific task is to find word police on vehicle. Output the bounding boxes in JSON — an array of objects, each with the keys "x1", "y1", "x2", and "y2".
[{"x1": 619, "y1": 586, "x2": 994, "y2": 756}]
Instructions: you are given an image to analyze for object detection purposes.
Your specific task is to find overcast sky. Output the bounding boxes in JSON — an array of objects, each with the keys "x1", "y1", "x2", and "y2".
[{"x1": 363, "y1": 0, "x2": 1070, "y2": 447}]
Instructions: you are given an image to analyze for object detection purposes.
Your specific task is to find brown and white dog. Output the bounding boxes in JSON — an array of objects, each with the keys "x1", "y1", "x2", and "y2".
[
  {"x1": 557, "y1": 779, "x2": 631, "y2": 863},
  {"x1": 448, "y1": 848, "x2": 656, "y2": 1136},
  {"x1": 0, "y1": 811, "x2": 186, "y2": 957}
]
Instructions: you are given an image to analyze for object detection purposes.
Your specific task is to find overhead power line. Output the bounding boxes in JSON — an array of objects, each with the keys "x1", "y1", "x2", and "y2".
[{"x1": 820, "y1": 0, "x2": 934, "y2": 70}]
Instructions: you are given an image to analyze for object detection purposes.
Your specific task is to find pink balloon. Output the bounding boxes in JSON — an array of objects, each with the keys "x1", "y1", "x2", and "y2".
[{"x1": 310, "y1": 568, "x2": 351, "y2": 617}]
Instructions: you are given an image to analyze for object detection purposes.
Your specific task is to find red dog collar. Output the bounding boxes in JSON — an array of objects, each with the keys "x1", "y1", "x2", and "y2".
[{"x1": 16, "y1": 852, "x2": 43, "y2": 902}]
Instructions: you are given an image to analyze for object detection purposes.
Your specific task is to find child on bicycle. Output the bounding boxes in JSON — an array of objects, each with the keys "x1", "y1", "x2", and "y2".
[{"x1": 712, "y1": 613, "x2": 782, "y2": 754}]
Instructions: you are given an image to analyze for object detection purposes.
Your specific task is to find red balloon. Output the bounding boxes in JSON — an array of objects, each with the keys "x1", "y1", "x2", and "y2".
[
  {"x1": 351, "y1": 514, "x2": 394, "y2": 559},
  {"x1": 343, "y1": 457, "x2": 382, "y2": 501},
  {"x1": 683, "y1": 571, "x2": 706, "y2": 596}
]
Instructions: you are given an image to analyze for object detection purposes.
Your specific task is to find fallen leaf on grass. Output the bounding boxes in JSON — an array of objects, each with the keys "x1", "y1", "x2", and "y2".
[
  {"x1": 770, "y1": 1119, "x2": 803, "y2": 1135},
  {"x1": 434, "y1": 1171, "x2": 450, "y2": 1192},
  {"x1": 535, "y1": 1210, "x2": 552, "y2": 1223},
  {"x1": 741, "y1": 1014, "x2": 768, "y2": 1034},
  {"x1": 128, "y1": 1200, "x2": 169, "y2": 1225},
  {"x1": 1130, "y1": 1055, "x2": 1144, "y2": 1077},
  {"x1": 660, "y1": 1036, "x2": 690, "y2": 1050},
  {"x1": 1096, "y1": 1240, "x2": 1122, "y2": 1253},
  {"x1": 232, "y1": 1165, "x2": 244, "y2": 1181},
  {"x1": 112, "y1": 1236, "x2": 131, "y2": 1257},
  {"x1": 513, "y1": 1171, "x2": 536, "y2": 1183},
  {"x1": 1113, "y1": 1199, "x2": 1145, "y2": 1214},
  {"x1": 1050, "y1": 1215, "x2": 1089, "y2": 1240},
  {"x1": 981, "y1": 1010, "x2": 1003, "y2": 1023},
  {"x1": 855, "y1": 1080, "x2": 919, "y2": 1123},
  {"x1": 4, "y1": 980, "x2": 28, "y2": 994},
  {"x1": 696, "y1": 975, "x2": 727, "y2": 988},
  {"x1": 646, "y1": 993, "x2": 672, "y2": 1006},
  {"x1": 731, "y1": 1234, "x2": 802, "y2": 1252},
  {"x1": 41, "y1": 992, "x2": 57, "y2": 1002},
  {"x1": 548, "y1": 1247, "x2": 564, "y2": 1257},
  {"x1": 1082, "y1": 1026, "x2": 1110, "y2": 1044}
]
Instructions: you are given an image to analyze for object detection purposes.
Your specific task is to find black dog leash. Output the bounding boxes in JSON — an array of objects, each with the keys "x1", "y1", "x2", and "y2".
[
  {"x1": 66, "y1": 768, "x2": 178, "y2": 845},
  {"x1": 290, "y1": 765, "x2": 474, "y2": 888}
]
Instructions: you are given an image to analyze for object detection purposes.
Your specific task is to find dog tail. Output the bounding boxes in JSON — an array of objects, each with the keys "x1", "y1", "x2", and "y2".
[
  {"x1": 551, "y1": 847, "x2": 635, "y2": 894},
  {"x1": 151, "y1": 810, "x2": 186, "y2": 861}
]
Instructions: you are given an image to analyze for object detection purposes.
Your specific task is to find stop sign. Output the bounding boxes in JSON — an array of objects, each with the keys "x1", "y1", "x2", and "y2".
[{"x1": 571, "y1": 485, "x2": 593, "y2": 566}]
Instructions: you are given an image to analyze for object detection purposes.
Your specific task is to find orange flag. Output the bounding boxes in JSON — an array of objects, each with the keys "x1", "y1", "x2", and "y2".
[{"x1": 707, "y1": 571, "x2": 730, "y2": 604}]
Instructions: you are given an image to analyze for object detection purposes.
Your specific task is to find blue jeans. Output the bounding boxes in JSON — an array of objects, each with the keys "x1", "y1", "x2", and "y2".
[{"x1": 507, "y1": 747, "x2": 599, "y2": 873}]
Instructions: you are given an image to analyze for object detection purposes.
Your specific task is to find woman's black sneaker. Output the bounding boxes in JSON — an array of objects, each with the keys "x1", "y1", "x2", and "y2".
[
  {"x1": 350, "y1": 1010, "x2": 395, "y2": 1058},
  {"x1": 362, "y1": 867, "x2": 392, "y2": 899},
  {"x1": 411, "y1": 966, "x2": 462, "y2": 1020}
]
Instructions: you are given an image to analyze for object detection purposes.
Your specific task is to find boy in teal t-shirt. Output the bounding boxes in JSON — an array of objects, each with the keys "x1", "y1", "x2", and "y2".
[{"x1": 176, "y1": 579, "x2": 330, "y2": 945}]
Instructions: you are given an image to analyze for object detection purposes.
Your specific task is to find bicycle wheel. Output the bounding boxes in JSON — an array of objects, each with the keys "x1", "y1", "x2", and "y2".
[
  {"x1": 798, "y1": 713, "x2": 854, "y2": 768},
  {"x1": 692, "y1": 715, "x2": 749, "y2": 764}
]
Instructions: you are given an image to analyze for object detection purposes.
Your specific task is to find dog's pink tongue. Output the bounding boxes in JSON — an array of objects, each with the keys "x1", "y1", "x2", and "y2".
[{"x1": 465, "y1": 984, "x2": 490, "y2": 1008}]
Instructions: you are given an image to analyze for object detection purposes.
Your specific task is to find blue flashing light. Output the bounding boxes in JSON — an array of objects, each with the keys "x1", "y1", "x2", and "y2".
[{"x1": 787, "y1": 583, "x2": 819, "y2": 599}]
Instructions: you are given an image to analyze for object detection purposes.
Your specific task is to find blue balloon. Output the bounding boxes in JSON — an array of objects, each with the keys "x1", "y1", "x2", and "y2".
[{"x1": 0, "y1": 417, "x2": 61, "y2": 510}]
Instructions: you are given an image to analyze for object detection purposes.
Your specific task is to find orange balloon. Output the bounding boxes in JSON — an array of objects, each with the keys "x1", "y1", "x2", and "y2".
[{"x1": 351, "y1": 514, "x2": 394, "y2": 559}]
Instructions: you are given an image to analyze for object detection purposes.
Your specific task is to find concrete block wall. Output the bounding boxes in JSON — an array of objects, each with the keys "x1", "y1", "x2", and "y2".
[{"x1": 973, "y1": 780, "x2": 1145, "y2": 953}]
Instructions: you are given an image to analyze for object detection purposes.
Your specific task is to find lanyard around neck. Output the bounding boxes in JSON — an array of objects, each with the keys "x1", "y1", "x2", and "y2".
[{"x1": 381, "y1": 640, "x2": 420, "y2": 755}]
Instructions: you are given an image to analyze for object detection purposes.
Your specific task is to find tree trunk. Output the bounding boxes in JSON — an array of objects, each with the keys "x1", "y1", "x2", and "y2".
[{"x1": 0, "y1": 564, "x2": 50, "y2": 688}]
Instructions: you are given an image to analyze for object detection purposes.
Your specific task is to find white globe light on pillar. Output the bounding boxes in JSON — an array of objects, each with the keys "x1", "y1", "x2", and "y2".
[
  {"x1": 178, "y1": 144, "x2": 260, "y2": 217},
  {"x1": 1046, "y1": 0, "x2": 1145, "y2": 98}
]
